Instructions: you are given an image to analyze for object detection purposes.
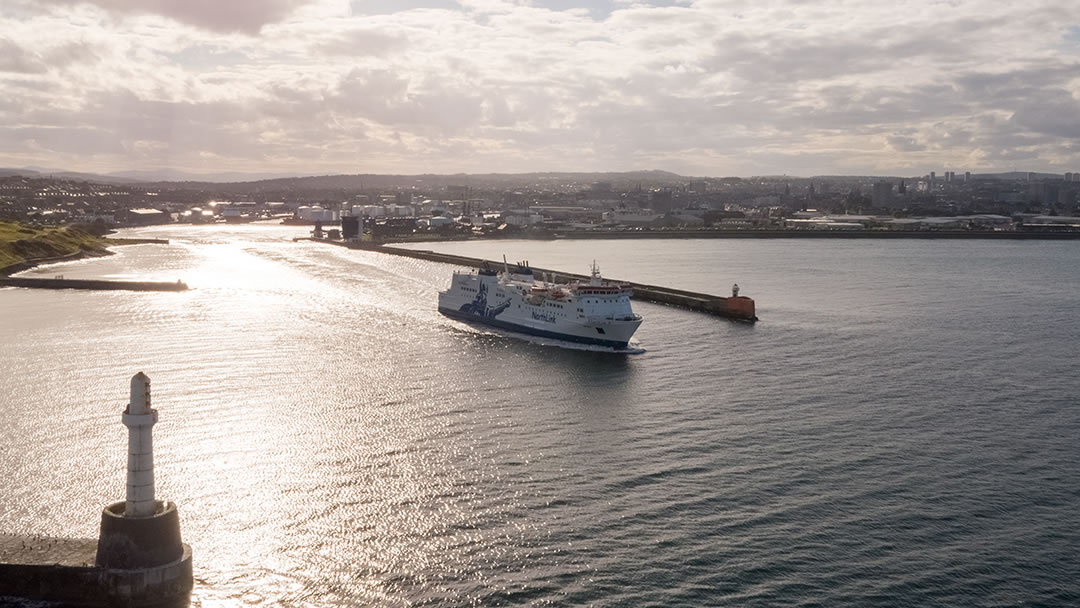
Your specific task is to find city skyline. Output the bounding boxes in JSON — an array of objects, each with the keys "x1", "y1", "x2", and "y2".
[{"x1": 2, "y1": 0, "x2": 1079, "y2": 178}]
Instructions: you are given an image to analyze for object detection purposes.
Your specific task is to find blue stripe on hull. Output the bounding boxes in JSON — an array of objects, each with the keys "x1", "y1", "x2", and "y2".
[{"x1": 439, "y1": 307, "x2": 631, "y2": 349}]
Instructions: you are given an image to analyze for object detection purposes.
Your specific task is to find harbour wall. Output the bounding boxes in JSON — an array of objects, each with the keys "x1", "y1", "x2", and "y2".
[
  {"x1": 0, "y1": 277, "x2": 188, "y2": 291},
  {"x1": 306, "y1": 238, "x2": 757, "y2": 322},
  {"x1": 0, "y1": 534, "x2": 192, "y2": 607}
]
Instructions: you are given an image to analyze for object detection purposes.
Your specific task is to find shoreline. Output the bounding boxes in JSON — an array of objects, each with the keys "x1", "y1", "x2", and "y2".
[
  {"x1": 0, "y1": 238, "x2": 169, "y2": 277},
  {"x1": 368, "y1": 228, "x2": 1080, "y2": 245}
]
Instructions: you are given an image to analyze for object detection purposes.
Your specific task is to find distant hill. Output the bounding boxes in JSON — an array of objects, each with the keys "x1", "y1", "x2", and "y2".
[
  {"x1": 0, "y1": 167, "x2": 143, "y2": 184},
  {"x1": 108, "y1": 169, "x2": 690, "y2": 185},
  {"x1": 56, "y1": 171, "x2": 143, "y2": 184},
  {"x1": 209, "y1": 170, "x2": 690, "y2": 190},
  {"x1": 108, "y1": 168, "x2": 314, "y2": 183},
  {"x1": 3, "y1": 167, "x2": 694, "y2": 190},
  {"x1": 4, "y1": 165, "x2": 1069, "y2": 193},
  {"x1": 121, "y1": 169, "x2": 694, "y2": 193}
]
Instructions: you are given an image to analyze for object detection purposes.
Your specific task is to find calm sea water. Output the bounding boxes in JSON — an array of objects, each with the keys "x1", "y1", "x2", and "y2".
[{"x1": 1, "y1": 224, "x2": 1078, "y2": 607}]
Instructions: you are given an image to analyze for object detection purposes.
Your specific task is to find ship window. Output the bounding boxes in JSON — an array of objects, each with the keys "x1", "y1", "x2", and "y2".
[{"x1": 596, "y1": 327, "x2": 605, "y2": 334}]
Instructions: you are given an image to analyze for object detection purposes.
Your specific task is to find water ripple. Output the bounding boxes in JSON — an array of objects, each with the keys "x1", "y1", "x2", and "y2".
[{"x1": 1, "y1": 228, "x2": 1078, "y2": 606}]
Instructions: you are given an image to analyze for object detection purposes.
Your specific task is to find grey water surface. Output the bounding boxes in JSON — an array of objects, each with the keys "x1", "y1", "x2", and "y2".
[{"x1": 1, "y1": 224, "x2": 1077, "y2": 606}]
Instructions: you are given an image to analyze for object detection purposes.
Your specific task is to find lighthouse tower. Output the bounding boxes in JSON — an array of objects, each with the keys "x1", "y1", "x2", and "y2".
[
  {"x1": 124, "y1": 372, "x2": 157, "y2": 517},
  {"x1": 96, "y1": 372, "x2": 192, "y2": 602}
]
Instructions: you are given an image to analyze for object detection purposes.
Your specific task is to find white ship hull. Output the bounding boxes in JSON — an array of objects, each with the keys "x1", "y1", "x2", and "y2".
[{"x1": 438, "y1": 264, "x2": 642, "y2": 349}]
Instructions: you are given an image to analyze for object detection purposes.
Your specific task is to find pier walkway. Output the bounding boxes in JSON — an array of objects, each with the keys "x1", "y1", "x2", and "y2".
[{"x1": 0, "y1": 277, "x2": 188, "y2": 291}]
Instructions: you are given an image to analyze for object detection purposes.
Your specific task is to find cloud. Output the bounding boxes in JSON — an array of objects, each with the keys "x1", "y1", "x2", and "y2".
[
  {"x1": 35, "y1": 0, "x2": 317, "y2": 34},
  {"x1": 888, "y1": 135, "x2": 926, "y2": 153},
  {"x1": 1011, "y1": 92, "x2": 1080, "y2": 139},
  {"x1": 349, "y1": 1, "x2": 460, "y2": 16},
  {"x1": 1, "y1": 0, "x2": 1080, "y2": 175},
  {"x1": 315, "y1": 28, "x2": 408, "y2": 56},
  {"x1": 0, "y1": 38, "x2": 48, "y2": 73},
  {"x1": 0, "y1": 36, "x2": 104, "y2": 75}
]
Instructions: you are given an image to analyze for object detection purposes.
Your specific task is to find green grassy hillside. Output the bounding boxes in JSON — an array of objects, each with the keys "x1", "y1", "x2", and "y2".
[{"x1": 0, "y1": 222, "x2": 112, "y2": 272}]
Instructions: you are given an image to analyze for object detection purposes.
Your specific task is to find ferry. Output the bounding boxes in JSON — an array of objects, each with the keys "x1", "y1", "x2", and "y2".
[{"x1": 438, "y1": 260, "x2": 643, "y2": 348}]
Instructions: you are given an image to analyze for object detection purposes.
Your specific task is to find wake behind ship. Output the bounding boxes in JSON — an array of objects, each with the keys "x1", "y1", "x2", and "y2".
[{"x1": 438, "y1": 261, "x2": 643, "y2": 349}]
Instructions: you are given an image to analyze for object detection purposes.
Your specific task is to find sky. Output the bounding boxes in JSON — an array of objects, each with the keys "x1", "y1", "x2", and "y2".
[{"x1": 1, "y1": 0, "x2": 1079, "y2": 178}]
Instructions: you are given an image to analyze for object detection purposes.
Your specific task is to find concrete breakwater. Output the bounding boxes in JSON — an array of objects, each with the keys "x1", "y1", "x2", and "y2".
[
  {"x1": 0, "y1": 277, "x2": 189, "y2": 291},
  {"x1": 307, "y1": 238, "x2": 757, "y2": 322},
  {"x1": 0, "y1": 534, "x2": 192, "y2": 607}
]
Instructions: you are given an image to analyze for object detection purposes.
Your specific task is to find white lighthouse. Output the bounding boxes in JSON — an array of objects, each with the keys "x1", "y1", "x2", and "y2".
[
  {"x1": 123, "y1": 372, "x2": 158, "y2": 518},
  {"x1": 95, "y1": 372, "x2": 193, "y2": 602}
]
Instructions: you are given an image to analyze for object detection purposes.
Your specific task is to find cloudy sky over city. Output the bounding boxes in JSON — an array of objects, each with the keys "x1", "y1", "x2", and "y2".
[{"x1": 1, "y1": 0, "x2": 1079, "y2": 178}]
